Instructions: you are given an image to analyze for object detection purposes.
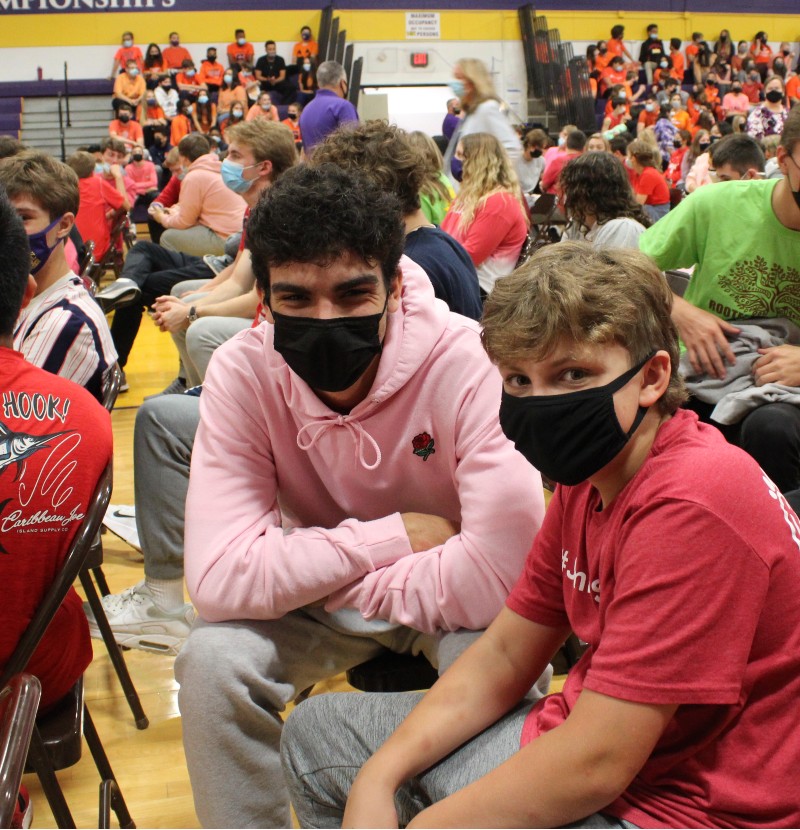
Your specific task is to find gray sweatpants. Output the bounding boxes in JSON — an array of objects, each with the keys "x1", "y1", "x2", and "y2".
[
  {"x1": 161, "y1": 225, "x2": 226, "y2": 257},
  {"x1": 134, "y1": 394, "x2": 200, "y2": 580},
  {"x1": 174, "y1": 609, "x2": 551, "y2": 828},
  {"x1": 281, "y1": 692, "x2": 638, "y2": 829}
]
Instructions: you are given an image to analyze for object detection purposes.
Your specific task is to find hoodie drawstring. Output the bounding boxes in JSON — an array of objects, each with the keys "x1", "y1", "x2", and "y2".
[{"x1": 296, "y1": 416, "x2": 382, "y2": 471}]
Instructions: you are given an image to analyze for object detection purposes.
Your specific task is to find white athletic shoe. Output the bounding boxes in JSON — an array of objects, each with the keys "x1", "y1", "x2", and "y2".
[
  {"x1": 86, "y1": 581, "x2": 195, "y2": 656},
  {"x1": 95, "y1": 277, "x2": 141, "y2": 313},
  {"x1": 102, "y1": 504, "x2": 141, "y2": 551}
]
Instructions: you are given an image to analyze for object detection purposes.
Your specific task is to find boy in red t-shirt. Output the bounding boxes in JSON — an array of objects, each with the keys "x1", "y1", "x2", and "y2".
[
  {"x1": 0, "y1": 189, "x2": 113, "y2": 710},
  {"x1": 67, "y1": 151, "x2": 125, "y2": 260},
  {"x1": 281, "y1": 242, "x2": 800, "y2": 830}
]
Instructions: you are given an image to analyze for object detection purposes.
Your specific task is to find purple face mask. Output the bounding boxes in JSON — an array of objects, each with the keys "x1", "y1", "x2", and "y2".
[{"x1": 28, "y1": 215, "x2": 64, "y2": 275}]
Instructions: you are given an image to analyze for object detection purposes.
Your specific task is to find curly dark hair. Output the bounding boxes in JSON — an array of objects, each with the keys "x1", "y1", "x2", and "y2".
[
  {"x1": 0, "y1": 186, "x2": 31, "y2": 338},
  {"x1": 309, "y1": 121, "x2": 424, "y2": 215},
  {"x1": 248, "y1": 163, "x2": 405, "y2": 300},
  {"x1": 558, "y1": 152, "x2": 651, "y2": 233}
]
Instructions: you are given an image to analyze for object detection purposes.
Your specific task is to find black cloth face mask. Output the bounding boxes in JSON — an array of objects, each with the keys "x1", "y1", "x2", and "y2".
[
  {"x1": 499, "y1": 352, "x2": 655, "y2": 486},
  {"x1": 270, "y1": 298, "x2": 388, "y2": 393}
]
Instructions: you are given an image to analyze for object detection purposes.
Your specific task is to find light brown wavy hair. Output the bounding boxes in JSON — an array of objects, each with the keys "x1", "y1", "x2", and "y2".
[{"x1": 481, "y1": 242, "x2": 687, "y2": 415}]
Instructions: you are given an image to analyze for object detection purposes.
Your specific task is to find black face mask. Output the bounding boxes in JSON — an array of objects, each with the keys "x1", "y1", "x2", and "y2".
[
  {"x1": 119, "y1": 113, "x2": 131, "y2": 122},
  {"x1": 270, "y1": 300, "x2": 387, "y2": 392},
  {"x1": 531, "y1": 148, "x2": 543, "y2": 158},
  {"x1": 787, "y1": 156, "x2": 800, "y2": 211},
  {"x1": 673, "y1": 139, "x2": 683, "y2": 149},
  {"x1": 132, "y1": 153, "x2": 143, "y2": 161},
  {"x1": 766, "y1": 89, "x2": 784, "y2": 103},
  {"x1": 499, "y1": 353, "x2": 654, "y2": 486}
]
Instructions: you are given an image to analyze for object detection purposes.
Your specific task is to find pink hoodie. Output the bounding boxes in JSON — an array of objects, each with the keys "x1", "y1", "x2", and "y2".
[
  {"x1": 185, "y1": 258, "x2": 545, "y2": 634},
  {"x1": 159, "y1": 152, "x2": 245, "y2": 238}
]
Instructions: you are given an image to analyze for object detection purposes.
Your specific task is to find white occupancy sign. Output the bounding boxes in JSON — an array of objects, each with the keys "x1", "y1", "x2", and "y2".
[{"x1": 406, "y1": 12, "x2": 440, "y2": 40}]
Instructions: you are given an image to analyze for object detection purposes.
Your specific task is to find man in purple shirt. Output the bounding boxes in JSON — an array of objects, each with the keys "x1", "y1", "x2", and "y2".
[
  {"x1": 298, "y1": 60, "x2": 358, "y2": 155},
  {"x1": 442, "y1": 97, "x2": 461, "y2": 141}
]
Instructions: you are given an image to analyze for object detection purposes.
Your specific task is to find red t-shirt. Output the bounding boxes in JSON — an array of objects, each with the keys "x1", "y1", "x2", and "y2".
[
  {"x1": 0, "y1": 348, "x2": 112, "y2": 709},
  {"x1": 75, "y1": 176, "x2": 124, "y2": 260},
  {"x1": 633, "y1": 165, "x2": 670, "y2": 206},
  {"x1": 507, "y1": 410, "x2": 800, "y2": 828}
]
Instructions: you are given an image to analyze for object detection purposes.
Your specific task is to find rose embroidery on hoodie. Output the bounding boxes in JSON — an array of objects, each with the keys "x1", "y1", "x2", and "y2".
[{"x1": 412, "y1": 432, "x2": 435, "y2": 461}]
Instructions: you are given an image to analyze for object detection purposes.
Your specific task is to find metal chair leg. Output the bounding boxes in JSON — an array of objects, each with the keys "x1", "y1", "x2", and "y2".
[
  {"x1": 80, "y1": 572, "x2": 149, "y2": 730},
  {"x1": 26, "y1": 726, "x2": 75, "y2": 829},
  {"x1": 83, "y1": 706, "x2": 135, "y2": 829},
  {"x1": 91, "y1": 564, "x2": 112, "y2": 598}
]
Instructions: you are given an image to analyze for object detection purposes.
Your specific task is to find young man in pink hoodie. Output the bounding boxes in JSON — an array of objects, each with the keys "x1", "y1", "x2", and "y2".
[
  {"x1": 149, "y1": 133, "x2": 246, "y2": 256},
  {"x1": 173, "y1": 163, "x2": 548, "y2": 827}
]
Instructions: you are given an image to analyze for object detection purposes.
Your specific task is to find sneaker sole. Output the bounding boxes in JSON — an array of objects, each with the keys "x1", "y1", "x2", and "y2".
[
  {"x1": 95, "y1": 289, "x2": 141, "y2": 313},
  {"x1": 88, "y1": 624, "x2": 188, "y2": 656}
]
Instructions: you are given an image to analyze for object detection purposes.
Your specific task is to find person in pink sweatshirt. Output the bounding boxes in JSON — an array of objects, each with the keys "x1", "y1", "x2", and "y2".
[
  {"x1": 149, "y1": 133, "x2": 246, "y2": 256},
  {"x1": 171, "y1": 163, "x2": 548, "y2": 828}
]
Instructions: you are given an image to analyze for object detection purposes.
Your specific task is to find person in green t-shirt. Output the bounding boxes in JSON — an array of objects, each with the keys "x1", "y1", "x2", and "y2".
[{"x1": 638, "y1": 109, "x2": 800, "y2": 493}]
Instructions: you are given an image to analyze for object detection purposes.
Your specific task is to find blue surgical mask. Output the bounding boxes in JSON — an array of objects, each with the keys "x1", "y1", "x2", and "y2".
[
  {"x1": 221, "y1": 158, "x2": 259, "y2": 194},
  {"x1": 449, "y1": 80, "x2": 465, "y2": 99},
  {"x1": 128, "y1": 67, "x2": 139, "y2": 76},
  {"x1": 198, "y1": 95, "x2": 209, "y2": 104},
  {"x1": 303, "y1": 62, "x2": 311, "y2": 72},
  {"x1": 28, "y1": 216, "x2": 64, "y2": 275}
]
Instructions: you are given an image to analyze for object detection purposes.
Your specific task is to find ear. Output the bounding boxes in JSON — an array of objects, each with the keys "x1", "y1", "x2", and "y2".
[
  {"x1": 258, "y1": 159, "x2": 273, "y2": 181},
  {"x1": 56, "y1": 212, "x2": 75, "y2": 240},
  {"x1": 22, "y1": 275, "x2": 36, "y2": 308},
  {"x1": 387, "y1": 268, "x2": 403, "y2": 313},
  {"x1": 638, "y1": 350, "x2": 671, "y2": 408}
]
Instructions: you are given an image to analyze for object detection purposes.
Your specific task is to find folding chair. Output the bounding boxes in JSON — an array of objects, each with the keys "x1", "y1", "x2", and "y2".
[
  {"x1": 88, "y1": 215, "x2": 135, "y2": 285},
  {"x1": 0, "y1": 674, "x2": 41, "y2": 830},
  {"x1": 527, "y1": 192, "x2": 568, "y2": 247},
  {"x1": 0, "y1": 463, "x2": 135, "y2": 829},
  {"x1": 80, "y1": 364, "x2": 148, "y2": 730}
]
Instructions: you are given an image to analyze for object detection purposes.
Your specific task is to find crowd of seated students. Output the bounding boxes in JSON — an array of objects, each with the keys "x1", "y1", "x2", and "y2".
[{"x1": 4, "y1": 29, "x2": 800, "y2": 828}]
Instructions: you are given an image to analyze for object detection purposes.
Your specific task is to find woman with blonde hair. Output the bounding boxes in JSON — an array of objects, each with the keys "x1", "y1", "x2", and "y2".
[
  {"x1": 407, "y1": 130, "x2": 455, "y2": 225},
  {"x1": 441, "y1": 132, "x2": 529, "y2": 297},
  {"x1": 445, "y1": 58, "x2": 522, "y2": 181}
]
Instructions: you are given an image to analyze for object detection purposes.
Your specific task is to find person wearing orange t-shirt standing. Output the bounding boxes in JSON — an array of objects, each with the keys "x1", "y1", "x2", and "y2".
[
  {"x1": 292, "y1": 26, "x2": 319, "y2": 64},
  {"x1": 110, "y1": 31, "x2": 143, "y2": 78}
]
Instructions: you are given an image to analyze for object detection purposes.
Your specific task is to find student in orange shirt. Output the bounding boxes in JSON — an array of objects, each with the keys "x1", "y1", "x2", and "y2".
[
  {"x1": 601, "y1": 56, "x2": 627, "y2": 96},
  {"x1": 170, "y1": 99, "x2": 195, "y2": 146},
  {"x1": 594, "y1": 41, "x2": 612, "y2": 73},
  {"x1": 292, "y1": 26, "x2": 319, "y2": 63},
  {"x1": 607, "y1": 25, "x2": 635, "y2": 64},
  {"x1": 112, "y1": 60, "x2": 146, "y2": 117},
  {"x1": 669, "y1": 94, "x2": 692, "y2": 132},
  {"x1": 176, "y1": 60, "x2": 203, "y2": 100},
  {"x1": 227, "y1": 29, "x2": 254, "y2": 69},
  {"x1": 637, "y1": 96, "x2": 659, "y2": 134},
  {"x1": 786, "y1": 74, "x2": 800, "y2": 108},
  {"x1": 143, "y1": 43, "x2": 165, "y2": 88},
  {"x1": 217, "y1": 71, "x2": 248, "y2": 125},
  {"x1": 198, "y1": 48, "x2": 225, "y2": 101},
  {"x1": 163, "y1": 33, "x2": 193, "y2": 77},
  {"x1": 110, "y1": 31, "x2": 143, "y2": 77},
  {"x1": 109, "y1": 103, "x2": 144, "y2": 152},
  {"x1": 668, "y1": 39, "x2": 685, "y2": 81},
  {"x1": 194, "y1": 94, "x2": 217, "y2": 135},
  {"x1": 281, "y1": 102, "x2": 302, "y2": 150},
  {"x1": 246, "y1": 91, "x2": 279, "y2": 123}
]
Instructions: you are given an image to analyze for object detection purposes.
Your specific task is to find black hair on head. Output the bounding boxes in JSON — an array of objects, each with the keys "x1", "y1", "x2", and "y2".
[{"x1": 248, "y1": 163, "x2": 405, "y2": 300}]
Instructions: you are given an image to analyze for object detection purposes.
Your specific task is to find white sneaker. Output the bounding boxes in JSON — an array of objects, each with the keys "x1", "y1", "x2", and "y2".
[
  {"x1": 86, "y1": 581, "x2": 195, "y2": 656},
  {"x1": 102, "y1": 504, "x2": 141, "y2": 551},
  {"x1": 95, "y1": 277, "x2": 141, "y2": 313}
]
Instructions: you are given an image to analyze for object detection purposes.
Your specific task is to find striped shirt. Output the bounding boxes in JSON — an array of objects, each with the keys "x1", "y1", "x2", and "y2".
[{"x1": 13, "y1": 272, "x2": 117, "y2": 402}]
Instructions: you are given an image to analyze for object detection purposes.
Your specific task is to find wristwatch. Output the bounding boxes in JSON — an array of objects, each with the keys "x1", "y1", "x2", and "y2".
[{"x1": 187, "y1": 306, "x2": 199, "y2": 323}]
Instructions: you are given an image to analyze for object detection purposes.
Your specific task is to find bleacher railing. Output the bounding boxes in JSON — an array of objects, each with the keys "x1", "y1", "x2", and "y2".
[{"x1": 518, "y1": 4, "x2": 595, "y2": 133}]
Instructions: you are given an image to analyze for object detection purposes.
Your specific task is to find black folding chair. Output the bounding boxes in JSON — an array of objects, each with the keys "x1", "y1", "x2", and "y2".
[
  {"x1": 0, "y1": 674, "x2": 41, "y2": 830},
  {"x1": 0, "y1": 463, "x2": 135, "y2": 829},
  {"x1": 80, "y1": 364, "x2": 148, "y2": 730}
]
